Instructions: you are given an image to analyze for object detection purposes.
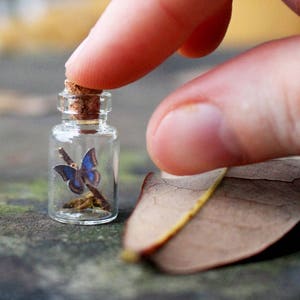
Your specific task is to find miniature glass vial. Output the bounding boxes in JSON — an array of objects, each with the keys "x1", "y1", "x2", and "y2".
[{"x1": 48, "y1": 86, "x2": 119, "y2": 225}]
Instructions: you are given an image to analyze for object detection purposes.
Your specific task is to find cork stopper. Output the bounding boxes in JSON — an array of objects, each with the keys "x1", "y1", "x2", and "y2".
[
  {"x1": 63, "y1": 79, "x2": 103, "y2": 120},
  {"x1": 64, "y1": 79, "x2": 102, "y2": 95}
]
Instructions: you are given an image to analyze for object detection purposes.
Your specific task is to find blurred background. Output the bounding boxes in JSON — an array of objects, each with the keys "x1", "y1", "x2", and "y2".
[
  {"x1": 0, "y1": 0, "x2": 299, "y2": 205},
  {"x1": 1, "y1": 0, "x2": 299, "y2": 53}
]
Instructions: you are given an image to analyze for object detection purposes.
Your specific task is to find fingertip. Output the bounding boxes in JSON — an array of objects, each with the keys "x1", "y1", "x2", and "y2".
[{"x1": 178, "y1": 0, "x2": 232, "y2": 58}]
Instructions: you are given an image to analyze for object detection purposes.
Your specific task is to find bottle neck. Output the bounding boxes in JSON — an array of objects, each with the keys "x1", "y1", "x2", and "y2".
[
  {"x1": 58, "y1": 90, "x2": 112, "y2": 125},
  {"x1": 61, "y1": 113, "x2": 108, "y2": 126}
]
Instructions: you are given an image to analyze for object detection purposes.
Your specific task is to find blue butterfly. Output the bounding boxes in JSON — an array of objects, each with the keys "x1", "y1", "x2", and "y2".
[{"x1": 54, "y1": 148, "x2": 100, "y2": 194}]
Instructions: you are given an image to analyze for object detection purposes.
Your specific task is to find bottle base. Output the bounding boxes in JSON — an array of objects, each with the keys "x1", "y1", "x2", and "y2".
[{"x1": 48, "y1": 209, "x2": 118, "y2": 225}]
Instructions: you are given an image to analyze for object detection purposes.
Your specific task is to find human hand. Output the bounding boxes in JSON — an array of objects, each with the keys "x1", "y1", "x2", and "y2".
[{"x1": 65, "y1": 0, "x2": 300, "y2": 175}]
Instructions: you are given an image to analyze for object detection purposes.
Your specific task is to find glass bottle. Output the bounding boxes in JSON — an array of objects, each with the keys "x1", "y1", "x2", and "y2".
[{"x1": 48, "y1": 84, "x2": 119, "y2": 225}]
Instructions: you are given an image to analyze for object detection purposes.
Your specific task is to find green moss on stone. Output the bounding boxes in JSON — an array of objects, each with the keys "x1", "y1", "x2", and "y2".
[
  {"x1": 0, "y1": 179, "x2": 48, "y2": 202},
  {"x1": 119, "y1": 151, "x2": 153, "y2": 185},
  {"x1": 0, "y1": 203, "x2": 32, "y2": 214}
]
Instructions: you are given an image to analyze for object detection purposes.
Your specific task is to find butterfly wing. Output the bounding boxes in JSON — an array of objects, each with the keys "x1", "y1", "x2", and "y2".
[
  {"x1": 54, "y1": 165, "x2": 84, "y2": 194},
  {"x1": 81, "y1": 148, "x2": 98, "y2": 169},
  {"x1": 84, "y1": 169, "x2": 101, "y2": 187},
  {"x1": 81, "y1": 148, "x2": 101, "y2": 187}
]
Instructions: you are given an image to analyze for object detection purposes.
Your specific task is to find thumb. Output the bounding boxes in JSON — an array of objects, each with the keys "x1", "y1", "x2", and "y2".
[{"x1": 147, "y1": 36, "x2": 300, "y2": 175}]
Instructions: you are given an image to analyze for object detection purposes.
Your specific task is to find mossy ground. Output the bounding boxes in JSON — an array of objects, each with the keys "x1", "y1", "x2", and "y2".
[
  {"x1": 1, "y1": 210, "x2": 299, "y2": 300},
  {"x1": 0, "y1": 166, "x2": 299, "y2": 300}
]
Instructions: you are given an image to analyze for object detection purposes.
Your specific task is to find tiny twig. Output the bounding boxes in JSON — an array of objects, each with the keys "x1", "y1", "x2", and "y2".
[
  {"x1": 58, "y1": 147, "x2": 75, "y2": 167},
  {"x1": 86, "y1": 184, "x2": 111, "y2": 211}
]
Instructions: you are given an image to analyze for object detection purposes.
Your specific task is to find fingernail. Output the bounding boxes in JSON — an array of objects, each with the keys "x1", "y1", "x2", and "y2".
[
  {"x1": 148, "y1": 103, "x2": 241, "y2": 174},
  {"x1": 65, "y1": 36, "x2": 90, "y2": 68}
]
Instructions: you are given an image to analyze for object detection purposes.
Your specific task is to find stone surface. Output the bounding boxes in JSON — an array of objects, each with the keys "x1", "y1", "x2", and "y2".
[
  {"x1": 0, "y1": 204, "x2": 299, "y2": 300},
  {"x1": 0, "y1": 52, "x2": 299, "y2": 300}
]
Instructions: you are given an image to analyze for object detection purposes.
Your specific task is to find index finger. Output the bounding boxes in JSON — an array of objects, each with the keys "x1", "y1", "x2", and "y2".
[{"x1": 65, "y1": 0, "x2": 232, "y2": 89}]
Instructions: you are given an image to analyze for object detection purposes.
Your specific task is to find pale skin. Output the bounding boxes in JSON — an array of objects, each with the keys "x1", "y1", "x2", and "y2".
[{"x1": 65, "y1": 0, "x2": 300, "y2": 175}]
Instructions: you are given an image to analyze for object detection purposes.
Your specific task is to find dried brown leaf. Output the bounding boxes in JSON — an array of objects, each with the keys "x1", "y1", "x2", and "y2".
[
  {"x1": 123, "y1": 168, "x2": 226, "y2": 255},
  {"x1": 123, "y1": 159, "x2": 300, "y2": 274}
]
